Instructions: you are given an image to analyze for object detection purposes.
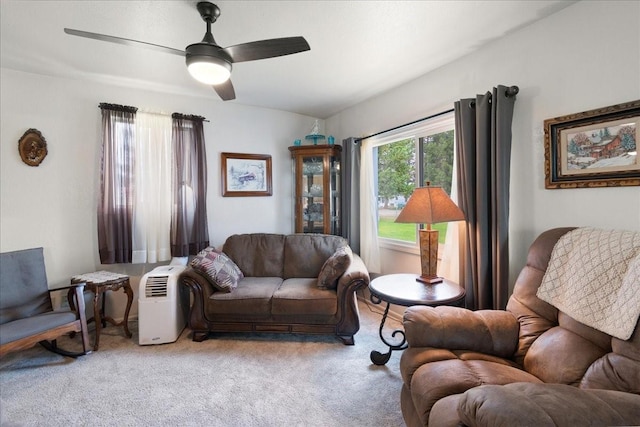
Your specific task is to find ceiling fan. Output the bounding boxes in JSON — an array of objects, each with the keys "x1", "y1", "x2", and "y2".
[{"x1": 64, "y1": 1, "x2": 310, "y2": 101}]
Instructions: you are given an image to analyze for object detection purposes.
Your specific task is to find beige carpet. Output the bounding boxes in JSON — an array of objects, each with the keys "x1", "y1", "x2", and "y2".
[{"x1": 0, "y1": 298, "x2": 406, "y2": 426}]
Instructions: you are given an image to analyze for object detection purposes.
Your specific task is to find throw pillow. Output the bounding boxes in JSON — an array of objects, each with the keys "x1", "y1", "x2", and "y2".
[
  {"x1": 317, "y1": 246, "x2": 352, "y2": 290},
  {"x1": 189, "y1": 246, "x2": 222, "y2": 270},
  {"x1": 190, "y1": 247, "x2": 244, "y2": 293}
]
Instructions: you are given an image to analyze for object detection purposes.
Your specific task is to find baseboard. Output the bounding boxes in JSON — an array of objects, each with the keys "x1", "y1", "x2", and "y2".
[
  {"x1": 356, "y1": 289, "x2": 403, "y2": 323},
  {"x1": 81, "y1": 315, "x2": 137, "y2": 334}
]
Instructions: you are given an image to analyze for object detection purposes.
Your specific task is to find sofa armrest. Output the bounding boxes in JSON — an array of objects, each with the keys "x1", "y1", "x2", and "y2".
[
  {"x1": 179, "y1": 267, "x2": 216, "y2": 334},
  {"x1": 334, "y1": 252, "x2": 369, "y2": 343},
  {"x1": 337, "y1": 252, "x2": 370, "y2": 293},
  {"x1": 458, "y1": 383, "x2": 640, "y2": 427},
  {"x1": 403, "y1": 305, "x2": 519, "y2": 359}
]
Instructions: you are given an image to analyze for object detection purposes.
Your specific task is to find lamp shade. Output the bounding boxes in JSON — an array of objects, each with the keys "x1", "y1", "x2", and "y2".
[{"x1": 395, "y1": 185, "x2": 464, "y2": 225}]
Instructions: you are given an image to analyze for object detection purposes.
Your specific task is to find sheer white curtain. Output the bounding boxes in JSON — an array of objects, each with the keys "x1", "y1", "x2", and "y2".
[
  {"x1": 132, "y1": 112, "x2": 172, "y2": 264},
  {"x1": 438, "y1": 147, "x2": 462, "y2": 284},
  {"x1": 359, "y1": 138, "x2": 381, "y2": 273}
]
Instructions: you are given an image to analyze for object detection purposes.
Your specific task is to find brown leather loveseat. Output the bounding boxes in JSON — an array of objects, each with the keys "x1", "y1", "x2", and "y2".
[
  {"x1": 400, "y1": 227, "x2": 640, "y2": 426},
  {"x1": 179, "y1": 233, "x2": 369, "y2": 344}
]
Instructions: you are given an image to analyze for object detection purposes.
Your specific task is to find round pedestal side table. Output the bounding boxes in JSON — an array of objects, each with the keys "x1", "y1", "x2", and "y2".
[{"x1": 368, "y1": 273, "x2": 465, "y2": 365}]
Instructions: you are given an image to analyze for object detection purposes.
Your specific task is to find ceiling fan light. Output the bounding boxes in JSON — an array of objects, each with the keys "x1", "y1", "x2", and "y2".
[{"x1": 187, "y1": 56, "x2": 231, "y2": 85}]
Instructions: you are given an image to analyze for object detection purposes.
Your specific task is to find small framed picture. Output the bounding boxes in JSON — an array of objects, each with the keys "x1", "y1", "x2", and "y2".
[
  {"x1": 221, "y1": 152, "x2": 272, "y2": 197},
  {"x1": 544, "y1": 100, "x2": 640, "y2": 188}
]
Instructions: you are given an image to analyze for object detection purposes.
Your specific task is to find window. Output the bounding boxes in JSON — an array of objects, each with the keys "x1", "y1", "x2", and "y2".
[
  {"x1": 374, "y1": 112, "x2": 455, "y2": 247},
  {"x1": 98, "y1": 104, "x2": 209, "y2": 264}
]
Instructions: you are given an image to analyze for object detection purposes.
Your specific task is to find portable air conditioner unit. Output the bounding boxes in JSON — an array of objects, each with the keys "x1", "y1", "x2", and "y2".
[{"x1": 138, "y1": 265, "x2": 189, "y2": 345}]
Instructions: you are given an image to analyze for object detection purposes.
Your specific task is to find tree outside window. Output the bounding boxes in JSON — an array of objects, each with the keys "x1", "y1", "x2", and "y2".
[{"x1": 376, "y1": 120, "x2": 455, "y2": 244}]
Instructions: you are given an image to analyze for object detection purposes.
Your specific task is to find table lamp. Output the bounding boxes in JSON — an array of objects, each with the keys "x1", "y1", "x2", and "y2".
[{"x1": 395, "y1": 183, "x2": 465, "y2": 284}]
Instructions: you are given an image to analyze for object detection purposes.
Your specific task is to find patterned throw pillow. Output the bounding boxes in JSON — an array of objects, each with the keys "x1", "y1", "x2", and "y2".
[
  {"x1": 317, "y1": 246, "x2": 352, "y2": 290},
  {"x1": 189, "y1": 247, "x2": 244, "y2": 293},
  {"x1": 189, "y1": 246, "x2": 221, "y2": 272}
]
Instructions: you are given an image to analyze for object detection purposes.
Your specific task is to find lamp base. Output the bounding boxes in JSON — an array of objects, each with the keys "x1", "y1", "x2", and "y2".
[
  {"x1": 416, "y1": 275, "x2": 443, "y2": 284},
  {"x1": 418, "y1": 228, "x2": 440, "y2": 283}
]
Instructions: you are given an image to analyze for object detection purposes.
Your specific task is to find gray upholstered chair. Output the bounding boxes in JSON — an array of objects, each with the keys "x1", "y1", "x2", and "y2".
[{"x1": 0, "y1": 247, "x2": 90, "y2": 358}]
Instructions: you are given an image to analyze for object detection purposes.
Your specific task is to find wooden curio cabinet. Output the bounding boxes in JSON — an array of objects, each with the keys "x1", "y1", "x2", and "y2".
[{"x1": 289, "y1": 144, "x2": 342, "y2": 235}]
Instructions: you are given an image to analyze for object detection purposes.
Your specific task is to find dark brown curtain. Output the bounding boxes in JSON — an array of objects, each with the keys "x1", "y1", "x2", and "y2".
[
  {"x1": 97, "y1": 103, "x2": 137, "y2": 264},
  {"x1": 170, "y1": 114, "x2": 209, "y2": 256},
  {"x1": 454, "y1": 85, "x2": 518, "y2": 310}
]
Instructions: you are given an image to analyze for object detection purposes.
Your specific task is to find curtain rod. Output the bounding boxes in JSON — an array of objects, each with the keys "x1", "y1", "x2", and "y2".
[
  {"x1": 98, "y1": 103, "x2": 209, "y2": 122},
  {"x1": 355, "y1": 86, "x2": 518, "y2": 142},
  {"x1": 99, "y1": 102, "x2": 137, "y2": 113},
  {"x1": 356, "y1": 108, "x2": 454, "y2": 143},
  {"x1": 171, "y1": 112, "x2": 209, "y2": 123},
  {"x1": 469, "y1": 85, "x2": 519, "y2": 107},
  {"x1": 138, "y1": 108, "x2": 171, "y2": 116}
]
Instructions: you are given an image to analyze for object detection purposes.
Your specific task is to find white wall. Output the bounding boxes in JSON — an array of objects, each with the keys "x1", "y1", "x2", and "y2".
[
  {"x1": 0, "y1": 69, "x2": 318, "y2": 317},
  {"x1": 326, "y1": 0, "x2": 640, "y2": 288}
]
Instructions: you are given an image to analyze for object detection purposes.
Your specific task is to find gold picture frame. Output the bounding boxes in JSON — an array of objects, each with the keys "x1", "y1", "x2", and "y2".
[
  {"x1": 544, "y1": 100, "x2": 640, "y2": 188},
  {"x1": 221, "y1": 152, "x2": 273, "y2": 197}
]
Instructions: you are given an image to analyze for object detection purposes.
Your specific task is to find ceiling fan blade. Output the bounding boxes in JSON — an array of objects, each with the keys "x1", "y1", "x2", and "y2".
[
  {"x1": 213, "y1": 79, "x2": 236, "y2": 101},
  {"x1": 224, "y1": 37, "x2": 310, "y2": 63},
  {"x1": 64, "y1": 28, "x2": 185, "y2": 57}
]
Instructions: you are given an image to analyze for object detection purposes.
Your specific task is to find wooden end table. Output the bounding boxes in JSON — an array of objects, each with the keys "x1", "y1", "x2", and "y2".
[
  {"x1": 68, "y1": 271, "x2": 133, "y2": 351},
  {"x1": 369, "y1": 273, "x2": 465, "y2": 365}
]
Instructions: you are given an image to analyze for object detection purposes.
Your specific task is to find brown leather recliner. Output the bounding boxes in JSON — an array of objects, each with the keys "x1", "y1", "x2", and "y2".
[{"x1": 400, "y1": 227, "x2": 640, "y2": 426}]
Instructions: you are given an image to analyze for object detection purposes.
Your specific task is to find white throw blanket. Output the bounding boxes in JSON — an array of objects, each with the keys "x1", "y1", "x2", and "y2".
[{"x1": 536, "y1": 227, "x2": 640, "y2": 340}]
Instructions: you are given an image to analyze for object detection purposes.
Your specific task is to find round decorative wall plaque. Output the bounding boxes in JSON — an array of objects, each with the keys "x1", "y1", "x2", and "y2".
[{"x1": 18, "y1": 128, "x2": 48, "y2": 166}]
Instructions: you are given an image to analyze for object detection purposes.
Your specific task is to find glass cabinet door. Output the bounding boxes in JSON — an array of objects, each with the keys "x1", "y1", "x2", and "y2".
[
  {"x1": 289, "y1": 145, "x2": 342, "y2": 235},
  {"x1": 329, "y1": 154, "x2": 340, "y2": 235},
  {"x1": 301, "y1": 155, "x2": 324, "y2": 233}
]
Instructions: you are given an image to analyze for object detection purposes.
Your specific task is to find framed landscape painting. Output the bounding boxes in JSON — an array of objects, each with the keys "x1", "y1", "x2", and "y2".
[
  {"x1": 221, "y1": 152, "x2": 272, "y2": 197},
  {"x1": 544, "y1": 100, "x2": 640, "y2": 188}
]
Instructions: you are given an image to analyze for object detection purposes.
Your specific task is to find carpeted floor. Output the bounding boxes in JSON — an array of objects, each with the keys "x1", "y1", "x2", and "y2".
[{"x1": 0, "y1": 299, "x2": 406, "y2": 427}]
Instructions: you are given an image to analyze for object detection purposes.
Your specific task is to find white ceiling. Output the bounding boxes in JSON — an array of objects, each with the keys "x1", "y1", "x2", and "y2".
[{"x1": 1, "y1": 0, "x2": 576, "y2": 119}]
